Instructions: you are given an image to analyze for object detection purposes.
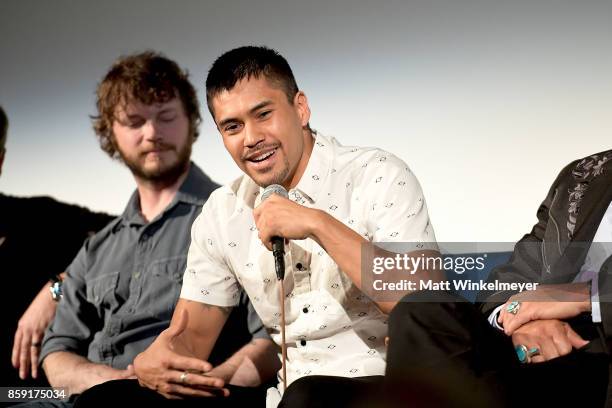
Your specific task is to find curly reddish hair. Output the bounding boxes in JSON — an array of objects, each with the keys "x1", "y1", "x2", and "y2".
[{"x1": 92, "y1": 51, "x2": 201, "y2": 159}]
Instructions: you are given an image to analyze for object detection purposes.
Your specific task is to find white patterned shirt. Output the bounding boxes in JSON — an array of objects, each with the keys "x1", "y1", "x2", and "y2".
[{"x1": 180, "y1": 132, "x2": 436, "y2": 398}]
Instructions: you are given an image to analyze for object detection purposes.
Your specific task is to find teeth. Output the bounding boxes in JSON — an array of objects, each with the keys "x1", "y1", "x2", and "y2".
[{"x1": 252, "y1": 150, "x2": 274, "y2": 162}]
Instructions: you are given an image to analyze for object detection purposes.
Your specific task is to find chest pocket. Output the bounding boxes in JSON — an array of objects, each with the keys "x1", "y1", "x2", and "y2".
[
  {"x1": 143, "y1": 255, "x2": 187, "y2": 320},
  {"x1": 86, "y1": 271, "x2": 119, "y2": 310}
]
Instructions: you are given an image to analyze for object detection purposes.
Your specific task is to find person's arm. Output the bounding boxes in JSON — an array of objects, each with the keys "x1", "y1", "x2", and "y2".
[
  {"x1": 43, "y1": 351, "x2": 134, "y2": 395},
  {"x1": 476, "y1": 161, "x2": 576, "y2": 316},
  {"x1": 498, "y1": 282, "x2": 592, "y2": 334},
  {"x1": 255, "y1": 196, "x2": 440, "y2": 314},
  {"x1": 206, "y1": 338, "x2": 280, "y2": 386},
  {"x1": 12, "y1": 272, "x2": 64, "y2": 379},
  {"x1": 133, "y1": 298, "x2": 233, "y2": 399},
  {"x1": 474, "y1": 160, "x2": 595, "y2": 362},
  {"x1": 254, "y1": 156, "x2": 439, "y2": 314}
]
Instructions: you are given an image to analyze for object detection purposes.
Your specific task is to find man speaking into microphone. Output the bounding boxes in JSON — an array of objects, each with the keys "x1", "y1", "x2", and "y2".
[{"x1": 76, "y1": 46, "x2": 438, "y2": 408}]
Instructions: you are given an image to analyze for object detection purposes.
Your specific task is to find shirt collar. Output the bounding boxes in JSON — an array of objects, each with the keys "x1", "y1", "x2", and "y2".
[
  {"x1": 174, "y1": 162, "x2": 218, "y2": 206},
  {"x1": 115, "y1": 162, "x2": 218, "y2": 229},
  {"x1": 291, "y1": 130, "x2": 332, "y2": 204}
]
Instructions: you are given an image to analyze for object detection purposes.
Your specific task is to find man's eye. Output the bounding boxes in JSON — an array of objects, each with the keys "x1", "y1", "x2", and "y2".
[
  {"x1": 224, "y1": 124, "x2": 240, "y2": 133},
  {"x1": 258, "y1": 110, "x2": 271, "y2": 119},
  {"x1": 159, "y1": 115, "x2": 176, "y2": 123},
  {"x1": 128, "y1": 120, "x2": 144, "y2": 129}
]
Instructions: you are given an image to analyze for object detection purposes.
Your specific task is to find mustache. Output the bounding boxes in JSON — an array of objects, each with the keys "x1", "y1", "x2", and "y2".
[
  {"x1": 141, "y1": 142, "x2": 175, "y2": 155},
  {"x1": 242, "y1": 143, "x2": 279, "y2": 161}
]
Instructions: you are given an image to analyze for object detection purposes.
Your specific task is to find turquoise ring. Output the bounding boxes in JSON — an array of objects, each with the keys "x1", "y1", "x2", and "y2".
[
  {"x1": 515, "y1": 344, "x2": 540, "y2": 363},
  {"x1": 506, "y1": 301, "x2": 521, "y2": 315}
]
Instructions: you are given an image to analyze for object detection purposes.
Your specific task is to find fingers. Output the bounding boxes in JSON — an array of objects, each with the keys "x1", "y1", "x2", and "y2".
[
  {"x1": 167, "y1": 356, "x2": 213, "y2": 379},
  {"x1": 155, "y1": 370, "x2": 229, "y2": 399},
  {"x1": 537, "y1": 335, "x2": 560, "y2": 361},
  {"x1": 502, "y1": 304, "x2": 533, "y2": 335},
  {"x1": 19, "y1": 335, "x2": 31, "y2": 380},
  {"x1": 11, "y1": 328, "x2": 23, "y2": 368},
  {"x1": 169, "y1": 369, "x2": 225, "y2": 389},
  {"x1": 257, "y1": 232, "x2": 273, "y2": 251},
  {"x1": 565, "y1": 324, "x2": 589, "y2": 349},
  {"x1": 530, "y1": 352, "x2": 545, "y2": 364},
  {"x1": 512, "y1": 320, "x2": 588, "y2": 364},
  {"x1": 12, "y1": 324, "x2": 44, "y2": 379},
  {"x1": 513, "y1": 330, "x2": 552, "y2": 363},
  {"x1": 30, "y1": 335, "x2": 41, "y2": 379},
  {"x1": 188, "y1": 373, "x2": 225, "y2": 390}
]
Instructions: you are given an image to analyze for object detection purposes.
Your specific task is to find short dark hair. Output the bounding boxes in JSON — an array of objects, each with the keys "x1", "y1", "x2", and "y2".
[
  {"x1": 0, "y1": 105, "x2": 7, "y2": 151},
  {"x1": 205, "y1": 46, "x2": 299, "y2": 116},
  {"x1": 92, "y1": 51, "x2": 201, "y2": 159}
]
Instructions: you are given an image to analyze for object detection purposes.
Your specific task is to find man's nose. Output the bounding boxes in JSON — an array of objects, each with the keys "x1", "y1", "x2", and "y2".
[
  {"x1": 244, "y1": 124, "x2": 264, "y2": 148},
  {"x1": 142, "y1": 120, "x2": 162, "y2": 141}
]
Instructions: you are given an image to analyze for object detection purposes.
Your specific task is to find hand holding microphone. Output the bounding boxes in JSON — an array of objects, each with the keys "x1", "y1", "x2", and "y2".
[{"x1": 254, "y1": 184, "x2": 320, "y2": 278}]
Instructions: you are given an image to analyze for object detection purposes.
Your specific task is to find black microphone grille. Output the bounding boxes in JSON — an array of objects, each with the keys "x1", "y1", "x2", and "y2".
[{"x1": 261, "y1": 184, "x2": 288, "y2": 201}]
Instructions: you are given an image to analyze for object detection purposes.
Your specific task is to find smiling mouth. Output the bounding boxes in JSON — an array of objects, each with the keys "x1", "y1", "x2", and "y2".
[{"x1": 247, "y1": 148, "x2": 277, "y2": 163}]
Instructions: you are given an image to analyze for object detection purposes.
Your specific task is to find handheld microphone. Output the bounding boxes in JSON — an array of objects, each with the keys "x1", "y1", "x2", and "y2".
[
  {"x1": 261, "y1": 184, "x2": 288, "y2": 280},
  {"x1": 261, "y1": 184, "x2": 290, "y2": 390}
]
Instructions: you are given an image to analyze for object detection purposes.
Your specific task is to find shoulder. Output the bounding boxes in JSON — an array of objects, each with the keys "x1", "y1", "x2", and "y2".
[
  {"x1": 333, "y1": 140, "x2": 419, "y2": 191},
  {"x1": 195, "y1": 174, "x2": 256, "y2": 233},
  {"x1": 566, "y1": 149, "x2": 612, "y2": 178},
  {"x1": 549, "y1": 149, "x2": 612, "y2": 189},
  {"x1": 319, "y1": 134, "x2": 410, "y2": 174},
  {"x1": 80, "y1": 216, "x2": 122, "y2": 252},
  {"x1": 184, "y1": 163, "x2": 222, "y2": 203},
  {"x1": 203, "y1": 175, "x2": 252, "y2": 212}
]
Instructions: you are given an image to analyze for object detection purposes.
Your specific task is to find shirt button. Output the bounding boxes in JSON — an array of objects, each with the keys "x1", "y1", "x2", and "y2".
[
  {"x1": 300, "y1": 339, "x2": 307, "y2": 346},
  {"x1": 302, "y1": 307, "x2": 309, "y2": 313},
  {"x1": 296, "y1": 263, "x2": 303, "y2": 270}
]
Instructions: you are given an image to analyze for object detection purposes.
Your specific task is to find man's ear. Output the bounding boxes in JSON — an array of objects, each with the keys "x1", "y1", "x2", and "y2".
[{"x1": 293, "y1": 91, "x2": 311, "y2": 127}]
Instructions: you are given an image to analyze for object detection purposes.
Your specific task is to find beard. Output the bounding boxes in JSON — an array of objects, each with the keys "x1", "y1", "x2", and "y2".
[
  {"x1": 118, "y1": 139, "x2": 192, "y2": 186},
  {"x1": 244, "y1": 154, "x2": 291, "y2": 188},
  {"x1": 242, "y1": 143, "x2": 292, "y2": 188}
]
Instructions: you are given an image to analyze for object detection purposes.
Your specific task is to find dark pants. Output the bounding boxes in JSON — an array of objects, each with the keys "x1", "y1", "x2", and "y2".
[
  {"x1": 72, "y1": 379, "x2": 267, "y2": 408},
  {"x1": 385, "y1": 290, "x2": 610, "y2": 407},
  {"x1": 278, "y1": 375, "x2": 384, "y2": 408}
]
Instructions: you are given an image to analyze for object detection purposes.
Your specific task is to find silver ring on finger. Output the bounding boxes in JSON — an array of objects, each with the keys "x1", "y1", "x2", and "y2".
[{"x1": 180, "y1": 371, "x2": 188, "y2": 384}]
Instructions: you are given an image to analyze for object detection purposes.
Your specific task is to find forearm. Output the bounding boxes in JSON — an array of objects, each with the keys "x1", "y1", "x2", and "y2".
[
  {"x1": 209, "y1": 338, "x2": 280, "y2": 386},
  {"x1": 309, "y1": 210, "x2": 441, "y2": 313},
  {"x1": 169, "y1": 300, "x2": 232, "y2": 361},
  {"x1": 309, "y1": 209, "x2": 366, "y2": 288},
  {"x1": 42, "y1": 351, "x2": 118, "y2": 395}
]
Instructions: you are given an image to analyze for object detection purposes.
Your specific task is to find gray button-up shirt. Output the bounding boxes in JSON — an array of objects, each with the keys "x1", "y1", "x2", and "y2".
[{"x1": 41, "y1": 163, "x2": 268, "y2": 369}]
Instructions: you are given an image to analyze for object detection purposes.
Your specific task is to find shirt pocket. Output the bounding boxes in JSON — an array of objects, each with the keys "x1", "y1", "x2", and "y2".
[
  {"x1": 86, "y1": 271, "x2": 119, "y2": 310},
  {"x1": 144, "y1": 255, "x2": 187, "y2": 320}
]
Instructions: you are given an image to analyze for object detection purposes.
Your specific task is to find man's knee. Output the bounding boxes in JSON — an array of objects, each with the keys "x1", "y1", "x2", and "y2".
[
  {"x1": 278, "y1": 376, "x2": 326, "y2": 408},
  {"x1": 389, "y1": 290, "x2": 470, "y2": 332}
]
